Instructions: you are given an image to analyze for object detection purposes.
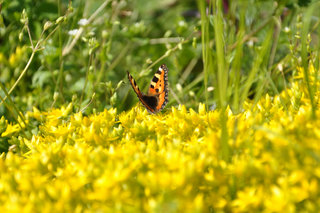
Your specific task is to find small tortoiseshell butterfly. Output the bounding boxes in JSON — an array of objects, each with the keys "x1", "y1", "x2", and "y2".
[{"x1": 127, "y1": 64, "x2": 169, "y2": 114}]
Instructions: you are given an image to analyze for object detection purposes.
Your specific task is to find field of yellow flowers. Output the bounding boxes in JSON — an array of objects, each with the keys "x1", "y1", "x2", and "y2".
[{"x1": 1, "y1": 66, "x2": 320, "y2": 212}]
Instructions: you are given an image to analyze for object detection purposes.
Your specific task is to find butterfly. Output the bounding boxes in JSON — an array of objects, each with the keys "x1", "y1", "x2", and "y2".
[{"x1": 127, "y1": 64, "x2": 169, "y2": 114}]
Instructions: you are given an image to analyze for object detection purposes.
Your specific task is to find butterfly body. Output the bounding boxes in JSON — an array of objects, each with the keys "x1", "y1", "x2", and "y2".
[{"x1": 127, "y1": 64, "x2": 169, "y2": 113}]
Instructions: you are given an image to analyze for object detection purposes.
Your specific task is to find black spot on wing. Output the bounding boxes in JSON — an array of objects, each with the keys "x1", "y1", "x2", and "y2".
[
  {"x1": 152, "y1": 76, "x2": 159, "y2": 83},
  {"x1": 141, "y1": 95, "x2": 158, "y2": 112}
]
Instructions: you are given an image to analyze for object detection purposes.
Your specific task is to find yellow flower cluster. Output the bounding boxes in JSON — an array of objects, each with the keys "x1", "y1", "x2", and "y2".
[
  {"x1": 0, "y1": 66, "x2": 320, "y2": 212},
  {"x1": 0, "y1": 46, "x2": 27, "y2": 67}
]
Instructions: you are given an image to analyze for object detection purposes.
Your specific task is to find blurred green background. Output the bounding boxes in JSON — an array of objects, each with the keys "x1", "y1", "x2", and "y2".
[{"x1": 0, "y1": 0, "x2": 317, "y2": 117}]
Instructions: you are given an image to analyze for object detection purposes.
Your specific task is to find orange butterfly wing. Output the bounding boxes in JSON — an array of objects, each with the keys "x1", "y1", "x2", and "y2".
[
  {"x1": 127, "y1": 71, "x2": 157, "y2": 113},
  {"x1": 147, "y1": 64, "x2": 169, "y2": 111},
  {"x1": 127, "y1": 64, "x2": 169, "y2": 113}
]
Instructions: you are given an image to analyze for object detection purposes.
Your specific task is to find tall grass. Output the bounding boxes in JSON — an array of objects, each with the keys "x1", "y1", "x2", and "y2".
[
  {"x1": 198, "y1": 0, "x2": 231, "y2": 160},
  {"x1": 300, "y1": 2, "x2": 320, "y2": 119},
  {"x1": 0, "y1": 0, "x2": 319, "y2": 124},
  {"x1": 197, "y1": 0, "x2": 320, "y2": 161}
]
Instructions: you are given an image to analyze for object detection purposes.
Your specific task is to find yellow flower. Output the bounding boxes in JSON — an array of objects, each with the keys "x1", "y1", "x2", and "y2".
[
  {"x1": 1, "y1": 122, "x2": 20, "y2": 137},
  {"x1": 1, "y1": 62, "x2": 320, "y2": 212},
  {"x1": 264, "y1": 186, "x2": 295, "y2": 212},
  {"x1": 9, "y1": 46, "x2": 27, "y2": 67},
  {"x1": 232, "y1": 187, "x2": 263, "y2": 211}
]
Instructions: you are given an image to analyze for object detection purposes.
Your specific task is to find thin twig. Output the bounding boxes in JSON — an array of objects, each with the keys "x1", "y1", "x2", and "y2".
[
  {"x1": 26, "y1": 24, "x2": 34, "y2": 50},
  {"x1": 62, "y1": 0, "x2": 110, "y2": 56},
  {"x1": 149, "y1": 37, "x2": 183, "y2": 44},
  {"x1": 80, "y1": 93, "x2": 96, "y2": 113},
  {"x1": 170, "y1": 89, "x2": 182, "y2": 105},
  {"x1": 0, "y1": 13, "x2": 66, "y2": 106},
  {"x1": 140, "y1": 31, "x2": 197, "y2": 77},
  {"x1": 0, "y1": 50, "x2": 35, "y2": 105},
  {"x1": 79, "y1": 53, "x2": 93, "y2": 111}
]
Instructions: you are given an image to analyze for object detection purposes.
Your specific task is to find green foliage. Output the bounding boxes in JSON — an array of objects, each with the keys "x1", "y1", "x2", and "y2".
[
  {"x1": 1, "y1": 0, "x2": 199, "y2": 116},
  {"x1": 0, "y1": 0, "x2": 319, "y2": 117}
]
